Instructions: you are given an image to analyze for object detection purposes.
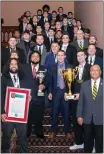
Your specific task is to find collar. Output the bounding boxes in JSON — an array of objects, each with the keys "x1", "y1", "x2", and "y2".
[
  {"x1": 9, "y1": 72, "x2": 18, "y2": 78},
  {"x1": 91, "y1": 78, "x2": 100, "y2": 84}
]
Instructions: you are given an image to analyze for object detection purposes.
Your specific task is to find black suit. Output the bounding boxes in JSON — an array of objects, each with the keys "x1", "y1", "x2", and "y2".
[
  {"x1": 22, "y1": 63, "x2": 48, "y2": 136},
  {"x1": 44, "y1": 37, "x2": 57, "y2": 51},
  {"x1": 39, "y1": 17, "x2": 51, "y2": 29},
  {"x1": 61, "y1": 25, "x2": 74, "y2": 42},
  {"x1": 70, "y1": 63, "x2": 91, "y2": 145},
  {"x1": 1, "y1": 47, "x2": 26, "y2": 73},
  {"x1": 1, "y1": 71, "x2": 30, "y2": 153},
  {"x1": 61, "y1": 44, "x2": 78, "y2": 66}
]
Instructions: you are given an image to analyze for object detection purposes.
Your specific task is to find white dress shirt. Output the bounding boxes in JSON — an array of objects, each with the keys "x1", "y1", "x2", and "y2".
[
  {"x1": 37, "y1": 45, "x2": 43, "y2": 55},
  {"x1": 78, "y1": 62, "x2": 85, "y2": 80},
  {"x1": 88, "y1": 55, "x2": 95, "y2": 65},
  {"x1": 61, "y1": 44, "x2": 68, "y2": 52},
  {"x1": 23, "y1": 23, "x2": 27, "y2": 31},
  {"x1": 91, "y1": 78, "x2": 100, "y2": 92},
  {"x1": 10, "y1": 73, "x2": 20, "y2": 88}
]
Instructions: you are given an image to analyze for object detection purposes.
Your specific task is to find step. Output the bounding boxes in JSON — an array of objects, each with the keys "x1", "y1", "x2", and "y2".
[
  {"x1": 12, "y1": 146, "x2": 84, "y2": 153},
  {"x1": 32, "y1": 125, "x2": 73, "y2": 135}
]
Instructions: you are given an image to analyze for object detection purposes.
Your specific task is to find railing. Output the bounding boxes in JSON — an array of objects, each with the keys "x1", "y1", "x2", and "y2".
[{"x1": 1, "y1": 26, "x2": 19, "y2": 47}]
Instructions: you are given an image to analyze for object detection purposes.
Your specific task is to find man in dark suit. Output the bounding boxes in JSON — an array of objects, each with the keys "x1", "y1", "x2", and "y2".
[
  {"x1": 57, "y1": 7, "x2": 67, "y2": 21},
  {"x1": 71, "y1": 30, "x2": 88, "y2": 52},
  {"x1": 77, "y1": 64, "x2": 103, "y2": 153},
  {"x1": 69, "y1": 50, "x2": 90, "y2": 150},
  {"x1": 61, "y1": 33, "x2": 78, "y2": 66},
  {"x1": 61, "y1": 17, "x2": 74, "y2": 42},
  {"x1": 23, "y1": 50, "x2": 48, "y2": 138},
  {"x1": 45, "y1": 42, "x2": 60, "y2": 69},
  {"x1": 1, "y1": 58, "x2": 31, "y2": 153},
  {"x1": 87, "y1": 44, "x2": 103, "y2": 73},
  {"x1": 48, "y1": 50, "x2": 72, "y2": 138},
  {"x1": 32, "y1": 34, "x2": 49, "y2": 65},
  {"x1": 88, "y1": 35, "x2": 103, "y2": 58},
  {"x1": 1, "y1": 37, "x2": 26, "y2": 73},
  {"x1": 18, "y1": 16, "x2": 28, "y2": 34},
  {"x1": 44, "y1": 28, "x2": 57, "y2": 51},
  {"x1": 39, "y1": 11, "x2": 51, "y2": 29}
]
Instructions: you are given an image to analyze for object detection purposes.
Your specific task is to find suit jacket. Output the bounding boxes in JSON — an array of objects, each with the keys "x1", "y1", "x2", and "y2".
[
  {"x1": 72, "y1": 63, "x2": 91, "y2": 93},
  {"x1": 48, "y1": 62, "x2": 72, "y2": 96},
  {"x1": 39, "y1": 17, "x2": 51, "y2": 29},
  {"x1": 77, "y1": 78, "x2": 103, "y2": 125},
  {"x1": 22, "y1": 64, "x2": 48, "y2": 104},
  {"x1": 61, "y1": 44, "x2": 78, "y2": 66},
  {"x1": 44, "y1": 52, "x2": 57, "y2": 69},
  {"x1": 61, "y1": 25, "x2": 74, "y2": 42},
  {"x1": 44, "y1": 37, "x2": 57, "y2": 52},
  {"x1": 71, "y1": 39, "x2": 88, "y2": 52},
  {"x1": 1, "y1": 47, "x2": 26, "y2": 72},
  {"x1": 1, "y1": 71, "x2": 30, "y2": 114},
  {"x1": 33, "y1": 45, "x2": 49, "y2": 66}
]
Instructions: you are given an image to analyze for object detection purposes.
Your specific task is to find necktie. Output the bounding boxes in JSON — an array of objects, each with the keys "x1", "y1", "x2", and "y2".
[
  {"x1": 32, "y1": 65, "x2": 36, "y2": 78},
  {"x1": 79, "y1": 41, "x2": 83, "y2": 49},
  {"x1": 58, "y1": 64, "x2": 65, "y2": 89},
  {"x1": 90, "y1": 57, "x2": 93, "y2": 65},
  {"x1": 39, "y1": 46, "x2": 41, "y2": 54},
  {"x1": 13, "y1": 75, "x2": 16, "y2": 83},
  {"x1": 92, "y1": 81, "x2": 97, "y2": 100},
  {"x1": 50, "y1": 38, "x2": 53, "y2": 44}
]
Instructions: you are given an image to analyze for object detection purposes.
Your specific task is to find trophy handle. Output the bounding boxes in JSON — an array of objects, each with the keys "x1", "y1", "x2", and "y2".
[{"x1": 73, "y1": 67, "x2": 79, "y2": 81}]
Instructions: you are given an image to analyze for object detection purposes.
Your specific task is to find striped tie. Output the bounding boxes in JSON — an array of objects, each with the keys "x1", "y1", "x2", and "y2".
[
  {"x1": 92, "y1": 81, "x2": 97, "y2": 100},
  {"x1": 79, "y1": 41, "x2": 83, "y2": 49}
]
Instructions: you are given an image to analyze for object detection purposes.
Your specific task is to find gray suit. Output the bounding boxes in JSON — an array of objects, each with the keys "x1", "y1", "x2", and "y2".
[
  {"x1": 77, "y1": 78, "x2": 103, "y2": 125},
  {"x1": 71, "y1": 39, "x2": 88, "y2": 51},
  {"x1": 33, "y1": 45, "x2": 49, "y2": 66}
]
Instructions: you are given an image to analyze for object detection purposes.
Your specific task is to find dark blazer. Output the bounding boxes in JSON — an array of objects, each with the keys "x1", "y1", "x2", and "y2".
[
  {"x1": 22, "y1": 64, "x2": 48, "y2": 104},
  {"x1": 1, "y1": 47, "x2": 26, "y2": 72},
  {"x1": 1, "y1": 71, "x2": 30, "y2": 114},
  {"x1": 61, "y1": 25, "x2": 74, "y2": 42},
  {"x1": 71, "y1": 39, "x2": 88, "y2": 52},
  {"x1": 44, "y1": 37, "x2": 57, "y2": 52},
  {"x1": 48, "y1": 62, "x2": 72, "y2": 96},
  {"x1": 62, "y1": 44, "x2": 78, "y2": 66},
  {"x1": 39, "y1": 17, "x2": 51, "y2": 29},
  {"x1": 77, "y1": 78, "x2": 103, "y2": 125},
  {"x1": 85, "y1": 47, "x2": 103, "y2": 59},
  {"x1": 72, "y1": 63, "x2": 91, "y2": 93},
  {"x1": 44, "y1": 52, "x2": 56, "y2": 69},
  {"x1": 18, "y1": 23, "x2": 27, "y2": 34}
]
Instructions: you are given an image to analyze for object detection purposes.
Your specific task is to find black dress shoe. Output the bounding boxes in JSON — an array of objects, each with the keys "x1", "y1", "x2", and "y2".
[{"x1": 36, "y1": 133, "x2": 44, "y2": 139}]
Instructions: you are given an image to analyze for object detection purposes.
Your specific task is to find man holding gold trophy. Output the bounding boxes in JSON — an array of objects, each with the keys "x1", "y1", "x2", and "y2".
[{"x1": 48, "y1": 50, "x2": 73, "y2": 138}]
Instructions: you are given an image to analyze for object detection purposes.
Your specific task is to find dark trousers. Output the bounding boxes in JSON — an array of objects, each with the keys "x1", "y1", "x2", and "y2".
[
  {"x1": 27, "y1": 102, "x2": 45, "y2": 136},
  {"x1": 51, "y1": 89, "x2": 70, "y2": 133},
  {"x1": 70, "y1": 100, "x2": 83, "y2": 145},
  {"x1": 83, "y1": 122, "x2": 103, "y2": 153},
  {"x1": 1, "y1": 122, "x2": 28, "y2": 153}
]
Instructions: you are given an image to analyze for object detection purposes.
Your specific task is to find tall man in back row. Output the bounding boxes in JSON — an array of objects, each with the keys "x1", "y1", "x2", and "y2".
[{"x1": 77, "y1": 65, "x2": 103, "y2": 153}]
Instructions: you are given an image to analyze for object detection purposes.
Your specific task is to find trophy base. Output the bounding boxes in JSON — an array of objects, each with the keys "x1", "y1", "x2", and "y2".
[
  {"x1": 37, "y1": 92, "x2": 44, "y2": 96},
  {"x1": 65, "y1": 95, "x2": 75, "y2": 100}
]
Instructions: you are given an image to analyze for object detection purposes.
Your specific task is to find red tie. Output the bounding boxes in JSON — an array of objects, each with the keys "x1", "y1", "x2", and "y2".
[{"x1": 32, "y1": 65, "x2": 36, "y2": 78}]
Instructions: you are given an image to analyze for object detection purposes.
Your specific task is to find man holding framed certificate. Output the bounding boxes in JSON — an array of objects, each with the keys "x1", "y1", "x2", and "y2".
[{"x1": 1, "y1": 58, "x2": 31, "y2": 153}]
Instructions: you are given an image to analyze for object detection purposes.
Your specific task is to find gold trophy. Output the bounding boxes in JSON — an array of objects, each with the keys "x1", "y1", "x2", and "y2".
[{"x1": 59, "y1": 68, "x2": 78, "y2": 100}]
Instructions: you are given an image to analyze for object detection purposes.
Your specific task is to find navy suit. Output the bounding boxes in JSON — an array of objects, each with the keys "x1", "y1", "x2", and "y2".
[
  {"x1": 48, "y1": 62, "x2": 72, "y2": 133},
  {"x1": 44, "y1": 52, "x2": 56, "y2": 69},
  {"x1": 1, "y1": 71, "x2": 30, "y2": 153}
]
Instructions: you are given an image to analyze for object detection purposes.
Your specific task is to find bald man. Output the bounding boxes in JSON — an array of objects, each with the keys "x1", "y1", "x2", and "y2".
[{"x1": 76, "y1": 65, "x2": 103, "y2": 153}]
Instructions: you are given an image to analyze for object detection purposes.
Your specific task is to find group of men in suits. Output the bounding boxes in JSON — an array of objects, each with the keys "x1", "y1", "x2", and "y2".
[{"x1": 1, "y1": 5, "x2": 103, "y2": 153}]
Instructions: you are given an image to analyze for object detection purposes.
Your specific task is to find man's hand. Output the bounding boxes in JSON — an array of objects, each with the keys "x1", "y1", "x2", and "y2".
[
  {"x1": 74, "y1": 93, "x2": 80, "y2": 100},
  {"x1": 1, "y1": 114, "x2": 7, "y2": 122},
  {"x1": 39, "y1": 84, "x2": 45, "y2": 91},
  {"x1": 64, "y1": 93, "x2": 68, "y2": 101},
  {"x1": 48, "y1": 93, "x2": 52, "y2": 100},
  {"x1": 77, "y1": 117, "x2": 83, "y2": 125}
]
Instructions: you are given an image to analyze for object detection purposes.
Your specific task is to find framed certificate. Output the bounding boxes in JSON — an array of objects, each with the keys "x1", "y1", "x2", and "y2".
[{"x1": 5, "y1": 87, "x2": 31, "y2": 123}]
